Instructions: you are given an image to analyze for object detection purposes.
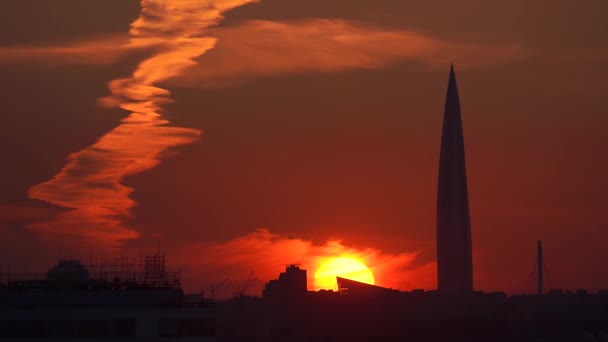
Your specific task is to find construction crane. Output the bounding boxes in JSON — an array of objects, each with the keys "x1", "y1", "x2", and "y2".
[
  {"x1": 234, "y1": 271, "x2": 257, "y2": 297},
  {"x1": 210, "y1": 278, "x2": 228, "y2": 300}
]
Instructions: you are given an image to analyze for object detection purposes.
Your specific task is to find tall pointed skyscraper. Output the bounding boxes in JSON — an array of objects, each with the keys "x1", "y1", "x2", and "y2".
[{"x1": 436, "y1": 65, "x2": 473, "y2": 292}]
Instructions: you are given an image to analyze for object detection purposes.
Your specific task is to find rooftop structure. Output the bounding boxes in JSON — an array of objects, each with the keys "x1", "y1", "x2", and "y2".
[{"x1": 0, "y1": 254, "x2": 180, "y2": 292}]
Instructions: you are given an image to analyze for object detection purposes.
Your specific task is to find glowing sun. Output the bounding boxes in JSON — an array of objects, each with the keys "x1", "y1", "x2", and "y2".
[{"x1": 314, "y1": 257, "x2": 375, "y2": 290}]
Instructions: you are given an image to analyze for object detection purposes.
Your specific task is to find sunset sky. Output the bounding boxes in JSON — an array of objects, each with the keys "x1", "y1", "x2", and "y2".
[{"x1": 0, "y1": 0, "x2": 607, "y2": 296}]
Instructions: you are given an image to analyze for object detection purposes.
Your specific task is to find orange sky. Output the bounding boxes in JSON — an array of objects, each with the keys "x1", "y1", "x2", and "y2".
[{"x1": 0, "y1": 0, "x2": 606, "y2": 295}]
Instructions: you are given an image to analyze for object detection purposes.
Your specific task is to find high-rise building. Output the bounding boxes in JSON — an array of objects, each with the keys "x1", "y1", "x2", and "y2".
[
  {"x1": 263, "y1": 265, "x2": 307, "y2": 298},
  {"x1": 436, "y1": 65, "x2": 474, "y2": 292}
]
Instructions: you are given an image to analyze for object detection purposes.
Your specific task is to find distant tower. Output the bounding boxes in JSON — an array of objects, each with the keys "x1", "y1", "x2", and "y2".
[
  {"x1": 436, "y1": 65, "x2": 474, "y2": 292},
  {"x1": 537, "y1": 240, "x2": 543, "y2": 296}
]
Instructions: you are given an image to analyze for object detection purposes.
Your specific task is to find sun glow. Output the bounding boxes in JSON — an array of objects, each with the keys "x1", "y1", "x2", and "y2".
[{"x1": 314, "y1": 257, "x2": 375, "y2": 290}]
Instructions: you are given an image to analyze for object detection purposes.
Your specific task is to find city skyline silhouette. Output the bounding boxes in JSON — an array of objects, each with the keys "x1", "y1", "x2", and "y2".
[{"x1": 2, "y1": 5, "x2": 608, "y2": 334}]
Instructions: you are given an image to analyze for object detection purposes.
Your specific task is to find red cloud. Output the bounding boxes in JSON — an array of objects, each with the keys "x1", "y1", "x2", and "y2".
[{"x1": 172, "y1": 228, "x2": 436, "y2": 297}]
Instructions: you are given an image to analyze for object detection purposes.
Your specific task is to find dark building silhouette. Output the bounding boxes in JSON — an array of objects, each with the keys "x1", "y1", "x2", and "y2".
[
  {"x1": 262, "y1": 265, "x2": 307, "y2": 298},
  {"x1": 436, "y1": 65, "x2": 474, "y2": 292}
]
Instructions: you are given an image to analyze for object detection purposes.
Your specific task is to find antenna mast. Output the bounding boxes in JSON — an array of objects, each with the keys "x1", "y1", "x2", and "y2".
[{"x1": 537, "y1": 240, "x2": 543, "y2": 296}]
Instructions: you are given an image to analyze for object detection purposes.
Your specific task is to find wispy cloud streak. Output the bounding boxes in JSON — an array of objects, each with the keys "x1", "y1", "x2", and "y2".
[
  {"x1": 0, "y1": 35, "x2": 131, "y2": 65},
  {"x1": 28, "y1": 0, "x2": 257, "y2": 242},
  {"x1": 0, "y1": 19, "x2": 526, "y2": 85},
  {"x1": 178, "y1": 19, "x2": 527, "y2": 86}
]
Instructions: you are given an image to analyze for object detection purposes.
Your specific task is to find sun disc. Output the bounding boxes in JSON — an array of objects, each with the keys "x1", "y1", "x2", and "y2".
[{"x1": 314, "y1": 257, "x2": 374, "y2": 290}]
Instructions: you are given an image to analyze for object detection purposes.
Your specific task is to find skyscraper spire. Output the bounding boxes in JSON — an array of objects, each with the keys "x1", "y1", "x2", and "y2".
[{"x1": 436, "y1": 65, "x2": 474, "y2": 292}]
